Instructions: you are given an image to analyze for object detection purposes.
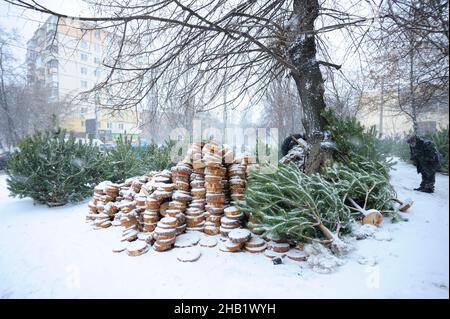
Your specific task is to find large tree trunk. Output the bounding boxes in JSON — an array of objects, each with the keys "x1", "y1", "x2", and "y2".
[{"x1": 288, "y1": 0, "x2": 332, "y2": 174}]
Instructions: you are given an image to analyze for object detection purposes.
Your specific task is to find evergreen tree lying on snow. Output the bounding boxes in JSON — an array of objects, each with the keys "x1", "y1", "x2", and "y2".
[
  {"x1": 240, "y1": 164, "x2": 353, "y2": 243},
  {"x1": 241, "y1": 111, "x2": 404, "y2": 245},
  {"x1": 322, "y1": 159, "x2": 401, "y2": 224},
  {"x1": 323, "y1": 159, "x2": 394, "y2": 212}
]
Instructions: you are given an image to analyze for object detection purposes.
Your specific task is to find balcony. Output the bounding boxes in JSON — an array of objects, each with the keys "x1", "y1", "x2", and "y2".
[{"x1": 45, "y1": 44, "x2": 59, "y2": 54}]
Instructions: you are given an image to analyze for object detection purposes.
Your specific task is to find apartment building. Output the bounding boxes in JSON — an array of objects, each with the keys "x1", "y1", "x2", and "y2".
[
  {"x1": 26, "y1": 16, "x2": 141, "y2": 142},
  {"x1": 357, "y1": 88, "x2": 449, "y2": 136}
]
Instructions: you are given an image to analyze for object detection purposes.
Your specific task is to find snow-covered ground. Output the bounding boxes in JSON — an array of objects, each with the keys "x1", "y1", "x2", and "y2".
[{"x1": 0, "y1": 161, "x2": 448, "y2": 299}]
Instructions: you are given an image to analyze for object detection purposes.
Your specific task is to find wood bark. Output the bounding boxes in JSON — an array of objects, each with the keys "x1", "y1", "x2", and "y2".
[{"x1": 288, "y1": 0, "x2": 331, "y2": 174}]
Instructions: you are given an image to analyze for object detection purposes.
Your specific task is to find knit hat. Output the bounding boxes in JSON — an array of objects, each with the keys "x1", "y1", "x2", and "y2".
[{"x1": 406, "y1": 134, "x2": 417, "y2": 144}]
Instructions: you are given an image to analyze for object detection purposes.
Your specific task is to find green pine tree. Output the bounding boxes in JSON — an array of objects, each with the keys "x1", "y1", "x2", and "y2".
[
  {"x1": 322, "y1": 159, "x2": 395, "y2": 214},
  {"x1": 239, "y1": 163, "x2": 353, "y2": 243},
  {"x1": 7, "y1": 128, "x2": 106, "y2": 206},
  {"x1": 103, "y1": 136, "x2": 144, "y2": 182},
  {"x1": 239, "y1": 111, "x2": 404, "y2": 243}
]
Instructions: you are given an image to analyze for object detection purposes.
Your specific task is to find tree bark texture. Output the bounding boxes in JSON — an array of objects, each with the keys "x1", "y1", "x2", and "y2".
[{"x1": 288, "y1": 0, "x2": 331, "y2": 174}]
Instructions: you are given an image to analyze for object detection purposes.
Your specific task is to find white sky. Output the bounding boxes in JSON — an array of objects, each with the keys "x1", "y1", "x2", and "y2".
[
  {"x1": 0, "y1": 0, "x2": 377, "y2": 71},
  {"x1": 0, "y1": 0, "x2": 378, "y2": 125},
  {"x1": 0, "y1": 0, "x2": 89, "y2": 63}
]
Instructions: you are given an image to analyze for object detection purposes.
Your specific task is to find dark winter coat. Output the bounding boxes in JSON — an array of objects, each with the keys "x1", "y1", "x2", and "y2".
[
  {"x1": 410, "y1": 136, "x2": 442, "y2": 174},
  {"x1": 281, "y1": 134, "x2": 306, "y2": 156}
]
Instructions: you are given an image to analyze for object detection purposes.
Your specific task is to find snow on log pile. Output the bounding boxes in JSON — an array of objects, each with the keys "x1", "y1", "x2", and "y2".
[
  {"x1": 85, "y1": 140, "x2": 414, "y2": 270},
  {"x1": 187, "y1": 142, "x2": 207, "y2": 232},
  {"x1": 203, "y1": 141, "x2": 227, "y2": 235},
  {"x1": 86, "y1": 141, "x2": 262, "y2": 262}
]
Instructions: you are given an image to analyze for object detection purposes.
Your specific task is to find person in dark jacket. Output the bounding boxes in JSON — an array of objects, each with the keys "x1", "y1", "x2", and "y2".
[
  {"x1": 281, "y1": 133, "x2": 306, "y2": 156},
  {"x1": 406, "y1": 134, "x2": 442, "y2": 193}
]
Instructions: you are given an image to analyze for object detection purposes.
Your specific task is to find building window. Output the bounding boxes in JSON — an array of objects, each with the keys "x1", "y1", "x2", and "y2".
[
  {"x1": 80, "y1": 80, "x2": 88, "y2": 88},
  {"x1": 118, "y1": 123, "x2": 124, "y2": 130},
  {"x1": 93, "y1": 43, "x2": 100, "y2": 52},
  {"x1": 80, "y1": 40, "x2": 88, "y2": 49},
  {"x1": 46, "y1": 44, "x2": 58, "y2": 53},
  {"x1": 80, "y1": 67, "x2": 87, "y2": 75},
  {"x1": 94, "y1": 30, "x2": 101, "y2": 39},
  {"x1": 107, "y1": 122, "x2": 112, "y2": 129},
  {"x1": 81, "y1": 120, "x2": 85, "y2": 127},
  {"x1": 80, "y1": 53, "x2": 88, "y2": 61},
  {"x1": 48, "y1": 15, "x2": 57, "y2": 24},
  {"x1": 94, "y1": 57, "x2": 101, "y2": 64},
  {"x1": 81, "y1": 107, "x2": 88, "y2": 114},
  {"x1": 94, "y1": 69, "x2": 101, "y2": 77},
  {"x1": 47, "y1": 59, "x2": 58, "y2": 68}
]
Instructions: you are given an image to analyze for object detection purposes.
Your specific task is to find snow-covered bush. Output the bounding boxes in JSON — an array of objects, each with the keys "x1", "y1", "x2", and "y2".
[{"x1": 6, "y1": 128, "x2": 106, "y2": 206}]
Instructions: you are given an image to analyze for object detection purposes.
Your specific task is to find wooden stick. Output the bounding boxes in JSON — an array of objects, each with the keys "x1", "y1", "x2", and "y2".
[
  {"x1": 391, "y1": 198, "x2": 404, "y2": 205},
  {"x1": 317, "y1": 223, "x2": 335, "y2": 241},
  {"x1": 363, "y1": 183, "x2": 377, "y2": 210},
  {"x1": 348, "y1": 198, "x2": 366, "y2": 215},
  {"x1": 289, "y1": 134, "x2": 306, "y2": 149}
]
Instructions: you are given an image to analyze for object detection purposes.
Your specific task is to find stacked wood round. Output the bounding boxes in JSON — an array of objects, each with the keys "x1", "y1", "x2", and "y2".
[
  {"x1": 121, "y1": 225, "x2": 139, "y2": 242},
  {"x1": 104, "y1": 183, "x2": 120, "y2": 198},
  {"x1": 221, "y1": 144, "x2": 235, "y2": 204},
  {"x1": 94, "y1": 212, "x2": 112, "y2": 229},
  {"x1": 227, "y1": 163, "x2": 247, "y2": 205},
  {"x1": 117, "y1": 200, "x2": 138, "y2": 229},
  {"x1": 263, "y1": 235, "x2": 290, "y2": 259},
  {"x1": 172, "y1": 163, "x2": 192, "y2": 192},
  {"x1": 144, "y1": 171, "x2": 175, "y2": 231},
  {"x1": 86, "y1": 181, "x2": 120, "y2": 222},
  {"x1": 203, "y1": 144, "x2": 226, "y2": 236},
  {"x1": 219, "y1": 206, "x2": 243, "y2": 238},
  {"x1": 134, "y1": 194, "x2": 148, "y2": 229},
  {"x1": 153, "y1": 216, "x2": 178, "y2": 251},
  {"x1": 219, "y1": 228, "x2": 252, "y2": 252},
  {"x1": 150, "y1": 171, "x2": 174, "y2": 202},
  {"x1": 244, "y1": 235, "x2": 267, "y2": 253},
  {"x1": 186, "y1": 165, "x2": 206, "y2": 232},
  {"x1": 137, "y1": 232, "x2": 153, "y2": 244},
  {"x1": 170, "y1": 162, "x2": 193, "y2": 234},
  {"x1": 87, "y1": 141, "x2": 257, "y2": 256},
  {"x1": 126, "y1": 240, "x2": 149, "y2": 256},
  {"x1": 143, "y1": 199, "x2": 160, "y2": 233},
  {"x1": 167, "y1": 202, "x2": 186, "y2": 235},
  {"x1": 131, "y1": 178, "x2": 144, "y2": 194},
  {"x1": 190, "y1": 141, "x2": 206, "y2": 170}
]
